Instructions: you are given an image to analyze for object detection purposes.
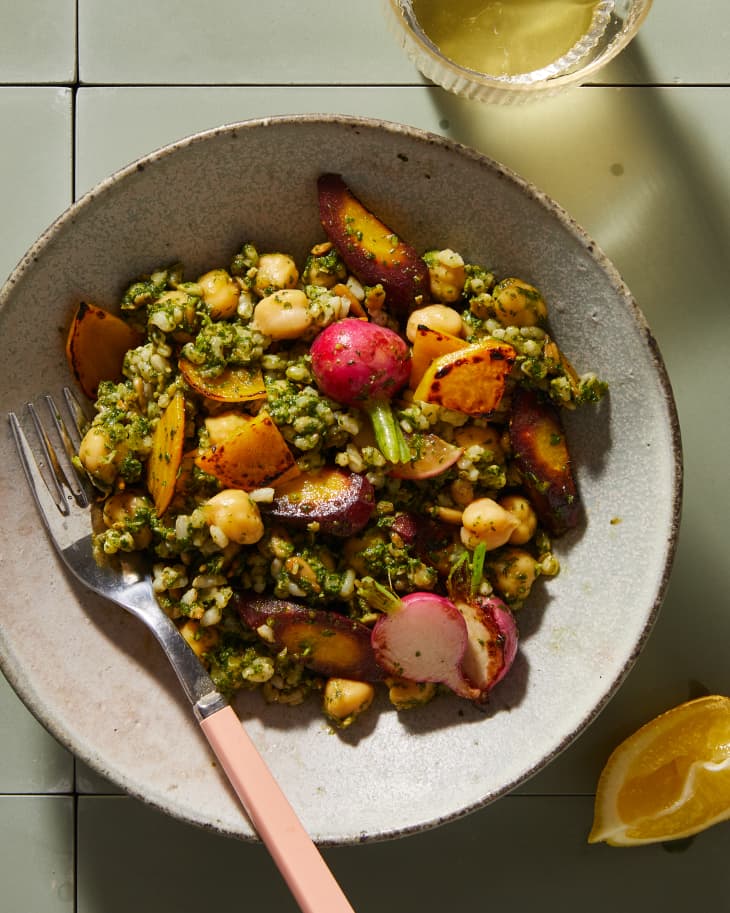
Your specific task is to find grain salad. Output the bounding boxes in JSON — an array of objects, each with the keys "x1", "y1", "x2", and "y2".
[{"x1": 68, "y1": 175, "x2": 607, "y2": 728}]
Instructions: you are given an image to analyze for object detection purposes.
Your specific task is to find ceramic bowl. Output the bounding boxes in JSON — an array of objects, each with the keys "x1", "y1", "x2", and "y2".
[
  {"x1": 384, "y1": 0, "x2": 654, "y2": 104},
  {"x1": 0, "y1": 115, "x2": 681, "y2": 844}
]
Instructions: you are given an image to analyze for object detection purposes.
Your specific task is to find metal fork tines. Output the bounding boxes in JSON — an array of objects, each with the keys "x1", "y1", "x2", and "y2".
[
  {"x1": 8, "y1": 388, "x2": 222, "y2": 715},
  {"x1": 9, "y1": 390, "x2": 94, "y2": 550}
]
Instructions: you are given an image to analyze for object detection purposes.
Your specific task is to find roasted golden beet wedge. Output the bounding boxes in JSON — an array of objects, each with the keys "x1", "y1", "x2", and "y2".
[
  {"x1": 409, "y1": 324, "x2": 468, "y2": 390},
  {"x1": 264, "y1": 467, "x2": 376, "y2": 537},
  {"x1": 413, "y1": 340, "x2": 516, "y2": 416},
  {"x1": 509, "y1": 386, "x2": 580, "y2": 536},
  {"x1": 317, "y1": 173, "x2": 430, "y2": 318},
  {"x1": 178, "y1": 359, "x2": 266, "y2": 403},
  {"x1": 195, "y1": 410, "x2": 299, "y2": 491},
  {"x1": 65, "y1": 302, "x2": 144, "y2": 398},
  {"x1": 147, "y1": 393, "x2": 186, "y2": 515},
  {"x1": 235, "y1": 596, "x2": 385, "y2": 681}
]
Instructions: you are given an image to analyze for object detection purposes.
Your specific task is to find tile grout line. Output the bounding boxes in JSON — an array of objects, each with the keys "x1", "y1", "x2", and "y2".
[
  {"x1": 1, "y1": 80, "x2": 728, "y2": 89},
  {"x1": 72, "y1": 15, "x2": 79, "y2": 913}
]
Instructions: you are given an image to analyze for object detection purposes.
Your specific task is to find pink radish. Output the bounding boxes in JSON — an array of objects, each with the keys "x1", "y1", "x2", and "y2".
[
  {"x1": 371, "y1": 592, "x2": 480, "y2": 699},
  {"x1": 455, "y1": 594, "x2": 518, "y2": 697},
  {"x1": 487, "y1": 596, "x2": 519, "y2": 686},
  {"x1": 310, "y1": 318, "x2": 412, "y2": 463}
]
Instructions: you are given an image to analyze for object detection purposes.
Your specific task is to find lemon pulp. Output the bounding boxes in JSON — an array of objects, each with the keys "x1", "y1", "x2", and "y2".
[
  {"x1": 589, "y1": 695, "x2": 730, "y2": 846},
  {"x1": 412, "y1": 0, "x2": 604, "y2": 77}
]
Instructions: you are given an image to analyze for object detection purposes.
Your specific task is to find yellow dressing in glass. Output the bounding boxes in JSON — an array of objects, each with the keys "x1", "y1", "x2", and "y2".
[{"x1": 412, "y1": 0, "x2": 604, "y2": 76}]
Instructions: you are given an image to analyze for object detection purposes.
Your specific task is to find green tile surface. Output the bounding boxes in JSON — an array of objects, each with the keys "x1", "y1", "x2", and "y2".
[
  {"x1": 0, "y1": 85, "x2": 75, "y2": 795},
  {"x1": 0, "y1": 676, "x2": 73, "y2": 793},
  {"x1": 0, "y1": 797, "x2": 74, "y2": 912},
  {"x1": 75, "y1": 85, "x2": 446, "y2": 194},
  {"x1": 75, "y1": 760, "x2": 122, "y2": 795},
  {"x1": 77, "y1": 0, "x2": 416, "y2": 86},
  {"x1": 614, "y1": 0, "x2": 730, "y2": 84},
  {"x1": 76, "y1": 0, "x2": 730, "y2": 87},
  {"x1": 0, "y1": 87, "x2": 73, "y2": 284},
  {"x1": 0, "y1": 0, "x2": 76, "y2": 83}
]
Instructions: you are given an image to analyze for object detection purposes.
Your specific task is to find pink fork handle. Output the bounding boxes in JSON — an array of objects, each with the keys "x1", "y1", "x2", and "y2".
[{"x1": 200, "y1": 705, "x2": 355, "y2": 913}]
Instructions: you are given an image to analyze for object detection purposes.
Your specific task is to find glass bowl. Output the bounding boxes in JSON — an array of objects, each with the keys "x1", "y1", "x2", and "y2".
[{"x1": 384, "y1": 0, "x2": 653, "y2": 104}]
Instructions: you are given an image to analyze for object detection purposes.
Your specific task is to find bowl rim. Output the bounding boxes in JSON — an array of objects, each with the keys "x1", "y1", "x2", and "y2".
[{"x1": 0, "y1": 113, "x2": 683, "y2": 843}]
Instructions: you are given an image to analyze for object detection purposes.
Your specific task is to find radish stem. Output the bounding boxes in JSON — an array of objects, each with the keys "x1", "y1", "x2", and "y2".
[
  {"x1": 367, "y1": 400, "x2": 411, "y2": 464},
  {"x1": 471, "y1": 542, "x2": 487, "y2": 595}
]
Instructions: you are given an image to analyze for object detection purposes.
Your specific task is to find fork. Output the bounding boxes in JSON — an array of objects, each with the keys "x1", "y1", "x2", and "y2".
[{"x1": 8, "y1": 389, "x2": 356, "y2": 913}]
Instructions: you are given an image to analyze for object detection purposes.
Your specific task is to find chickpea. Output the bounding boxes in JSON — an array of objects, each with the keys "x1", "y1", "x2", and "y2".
[
  {"x1": 425, "y1": 249, "x2": 466, "y2": 303},
  {"x1": 488, "y1": 547, "x2": 539, "y2": 602},
  {"x1": 492, "y1": 277, "x2": 547, "y2": 327},
  {"x1": 78, "y1": 426, "x2": 123, "y2": 485},
  {"x1": 460, "y1": 497, "x2": 520, "y2": 551},
  {"x1": 198, "y1": 268, "x2": 240, "y2": 320},
  {"x1": 499, "y1": 494, "x2": 538, "y2": 545},
  {"x1": 102, "y1": 491, "x2": 153, "y2": 549},
  {"x1": 252, "y1": 289, "x2": 311, "y2": 340},
  {"x1": 323, "y1": 678, "x2": 375, "y2": 728},
  {"x1": 406, "y1": 303, "x2": 465, "y2": 343},
  {"x1": 253, "y1": 252, "x2": 299, "y2": 297},
  {"x1": 449, "y1": 478, "x2": 474, "y2": 508},
  {"x1": 153, "y1": 289, "x2": 199, "y2": 333},
  {"x1": 303, "y1": 242, "x2": 347, "y2": 289},
  {"x1": 387, "y1": 678, "x2": 437, "y2": 711},
  {"x1": 202, "y1": 489, "x2": 264, "y2": 545},
  {"x1": 306, "y1": 263, "x2": 337, "y2": 288},
  {"x1": 204, "y1": 412, "x2": 248, "y2": 446}
]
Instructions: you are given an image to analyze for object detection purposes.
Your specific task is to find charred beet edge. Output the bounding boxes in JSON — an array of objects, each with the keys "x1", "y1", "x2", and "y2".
[
  {"x1": 263, "y1": 467, "x2": 375, "y2": 537},
  {"x1": 510, "y1": 386, "x2": 581, "y2": 537},
  {"x1": 317, "y1": 173, "x2": 430, "y2": 319},
  {"x1": 235, "y1": 594, "x2": 386, "y2": 681}
]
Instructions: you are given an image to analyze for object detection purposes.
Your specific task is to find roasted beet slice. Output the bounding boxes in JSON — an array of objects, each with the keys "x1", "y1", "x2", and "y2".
[
  {"x1": 509, "y1": 386, "x2": 580, "y2": 536},
  {"x1": 317, "y1": 173, "x2": 430, "y2": 318},
  {"x1": 235, "y1": 595, "x2": 384, "y2": 681},
  {"x1": 264, "y1": 467, "x2": 375, "y2": 537}
]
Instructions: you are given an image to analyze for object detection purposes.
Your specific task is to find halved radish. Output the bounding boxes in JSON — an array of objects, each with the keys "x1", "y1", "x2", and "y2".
[
  {"x1": 371, "y1": 592, "x2": 479, "y2": 699},
  {"x1": 488, "y1": 597, "x2": 519, "y2": 686},
  {"x1": 454, "y1": 593, "x2": 518, "y2": 697},
  {"x1": 388, "y1": 433, "x2": 463, "y2": 480}
]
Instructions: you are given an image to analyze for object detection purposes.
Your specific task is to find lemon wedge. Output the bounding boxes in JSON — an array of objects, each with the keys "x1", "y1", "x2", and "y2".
[{"x1": 589, "y1": 695, "x2": 730, "y2": 846}]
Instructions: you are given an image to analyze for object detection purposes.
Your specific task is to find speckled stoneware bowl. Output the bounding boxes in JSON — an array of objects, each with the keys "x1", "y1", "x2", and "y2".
[{"x1": 0, "y1": 115, "x2": 681, "y2": 845}]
